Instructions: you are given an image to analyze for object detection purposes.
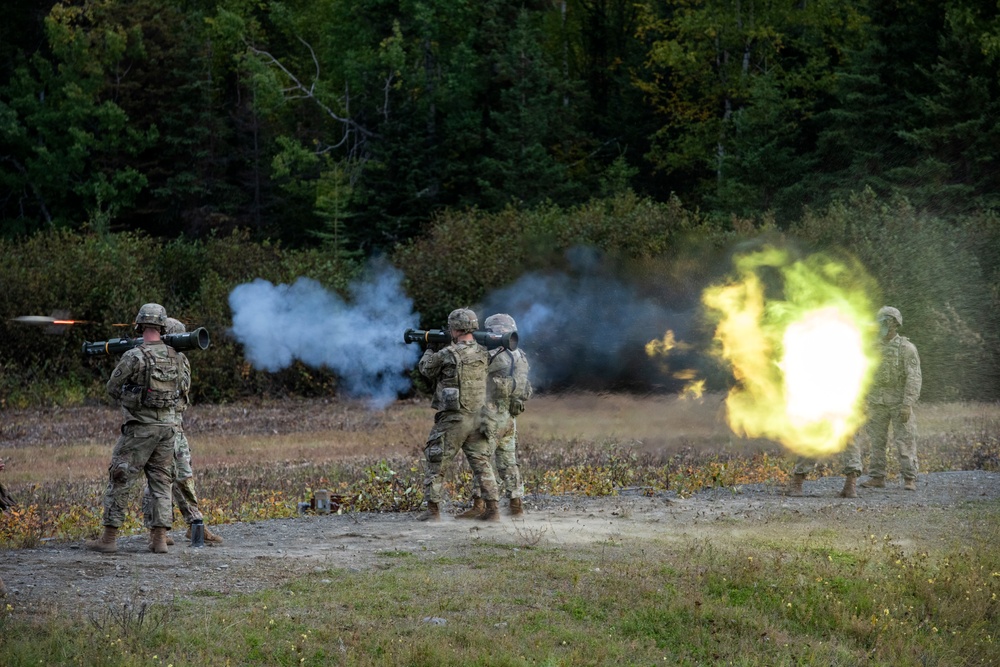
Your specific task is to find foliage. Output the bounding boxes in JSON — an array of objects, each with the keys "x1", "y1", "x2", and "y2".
[
  {"x1": 0, "y1": 229, "x2": 359, "y2": 406},
  {"x1": 4, "y1": 1, "x2": 1000, "y2": 243}
]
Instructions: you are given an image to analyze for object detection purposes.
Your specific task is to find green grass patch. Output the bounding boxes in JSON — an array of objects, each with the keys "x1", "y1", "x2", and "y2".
[{"x1": 2, "y1": 504, "x2": 998, "y2": 666}]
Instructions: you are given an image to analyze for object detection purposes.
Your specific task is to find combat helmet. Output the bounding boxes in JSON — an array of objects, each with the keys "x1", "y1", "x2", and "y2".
[
  {"x1": 447, "y1": 308, "x2": 478, "y2": 333},
  {"x1": 134, "y1": 303, "x2": 168, "y2": 333},
  {"x1": 877, "y1": 306, "x2": 902, "y2": 327},
  {"x1": 164, "y1": 317, "x2": 186, "y2": 335},
  {"x1": 484, "y1": 313, "x2": 517, "y2": 335}
]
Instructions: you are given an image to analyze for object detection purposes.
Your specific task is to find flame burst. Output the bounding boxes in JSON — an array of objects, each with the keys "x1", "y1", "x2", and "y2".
[
  {"x1": 702, "y1": 247, "x2": 878, "y2": 457},
  {"x1": 645, "y1": 330, "x2": 704, "y2": 399}
]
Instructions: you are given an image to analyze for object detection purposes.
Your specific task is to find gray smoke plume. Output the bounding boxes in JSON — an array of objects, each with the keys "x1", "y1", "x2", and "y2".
[
  {"x1": 478, "y1": 247, "x2": 703, "y2": 392},
  {"x1": 228, "y1": 262, "x2": 420, "y2": 407}
]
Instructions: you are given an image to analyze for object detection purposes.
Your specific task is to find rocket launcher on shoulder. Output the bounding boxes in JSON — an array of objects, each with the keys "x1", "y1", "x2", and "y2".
[
  {"x1": 82, "y1": 327, "x2": 211, "y2": 356},
  {"x1": 404, "y1": 328, "x2": 518, "y2": 351}
]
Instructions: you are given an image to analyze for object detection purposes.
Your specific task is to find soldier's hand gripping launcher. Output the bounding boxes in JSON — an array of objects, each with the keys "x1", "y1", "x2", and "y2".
[
  {"x1": 404, "y1": 328, "x2": 518, "y2": 351},
  {"x1": 82, "y1": 327, "x2": 211, "y2": 356}
]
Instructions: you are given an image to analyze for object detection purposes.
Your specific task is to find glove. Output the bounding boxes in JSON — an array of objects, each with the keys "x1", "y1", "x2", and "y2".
[{"x1": 899, "y1": 405, "x2": 912, "y2": 423}]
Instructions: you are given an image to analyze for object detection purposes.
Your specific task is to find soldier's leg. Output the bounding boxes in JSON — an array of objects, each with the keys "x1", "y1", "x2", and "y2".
[
  {"x1": 840, "y1": 434, "x2": 864, "y2": 477},
  {"x1": 494, "y1": 418, "x2": 522, "y2": 499},
  {"x1": 865, "y1": 406, "x2": 892, "y2": 479},
  {"x1": 143, "y1": 426, "x2": 177, "y2": 529},
  {"x1": 892, "y1": 408, "x2": 919, "y2": 484},
  {"x1": 422, "y1": 414, "x2": 463, "y2": 505},
  {"x1": 101, "y1": 427, "x2": 163, "y2": 528},
  {"x1": 461, "y1": 412, "x2": 499, "y2": 503},
  {"x1": 171, "y1": 431, "x2": 202, "y2": 524}
]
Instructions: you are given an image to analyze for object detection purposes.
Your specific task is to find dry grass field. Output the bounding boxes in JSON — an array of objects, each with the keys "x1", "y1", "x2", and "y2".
[{"x1": 1, "y1": 394, "x2": 999, "y2": 666}]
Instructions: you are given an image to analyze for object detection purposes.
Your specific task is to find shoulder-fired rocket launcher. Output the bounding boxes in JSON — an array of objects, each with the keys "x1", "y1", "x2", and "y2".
[
  {"x1": 404, "y1": 328, "x2": 517, "y2": 351},
  {"x1": 82, "y1": 327, "x2": 211, "y2": 356}
]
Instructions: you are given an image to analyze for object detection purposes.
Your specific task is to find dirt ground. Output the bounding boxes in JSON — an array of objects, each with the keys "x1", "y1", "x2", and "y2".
[{"x1": 2, "y1": 470, "x2": 998, "y2": 619}]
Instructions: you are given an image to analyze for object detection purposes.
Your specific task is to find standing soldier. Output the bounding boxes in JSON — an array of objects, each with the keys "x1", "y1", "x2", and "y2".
[
  {"x1": 458, "y1": 313, "x2": 533, "y2": 518},
  {"x1": 859, "y1": 306, "x2": 922, "y2": 490},
  {"x1": 141, "y1": 318, "x2": 223, "y2": 546},
  {"x1": 416, "y1": 308, "x2": 499, "y2": 521},
  {"x1": 86, "y1": 303, "x2": 188, "y2": 554},
  {"x1": 0, "y1": 456, "x2": 11, "y2": 595}
]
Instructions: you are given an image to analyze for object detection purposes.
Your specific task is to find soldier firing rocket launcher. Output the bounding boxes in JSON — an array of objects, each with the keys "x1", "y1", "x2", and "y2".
[
  {"x1": 82, "y1": 327, "x2": 211, "y2": 356},
  {"x1": 404, "y1": 328, "x2": 518, "y2": 351}
]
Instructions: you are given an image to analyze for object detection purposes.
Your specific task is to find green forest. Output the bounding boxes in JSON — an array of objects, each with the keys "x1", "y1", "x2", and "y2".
[{"x1": 1, "y1": 0, "x2": 999, "y2": 406}]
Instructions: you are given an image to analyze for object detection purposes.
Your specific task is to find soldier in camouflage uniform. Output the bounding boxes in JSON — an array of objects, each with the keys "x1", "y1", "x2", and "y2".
[
  {"x1": 86, "y1": 303, "x2": 188, "y2": 554},
  {"x1": 0, "y1": 457, "x2": 9, "y2": 596},
  {"x1": 416, "y1": 308, "x2": 499, "y2": 521},
  {"x1": 859, "y1": 306, "x2": 922, "y2": 490},
  {"x1": 141, "y1": 318, "x2": 223, "y2": 546},
  {"x1": 458, "y1": 314, "x2": 532, "y2": 518}
]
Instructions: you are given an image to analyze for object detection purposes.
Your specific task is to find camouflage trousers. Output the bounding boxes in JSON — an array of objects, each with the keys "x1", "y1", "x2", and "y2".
[
  {"x1": 423, "y1": 410, "x2": 499, "y2": 504},
  {"x1": 472, "y1": 409, "x2": 524, "y2": 500},
  {"x1": 101, "y1": 423, "x2": 175, "y2": 528},
  {"x1": 792, "y1": 434, "x2": 865, "y2": 477},
  {"x1": 142, "y1": 429, "x2": 203, "y2": 527},
  {"x1": 865, "y1": 403, "x2": 918, "y2": 481}
]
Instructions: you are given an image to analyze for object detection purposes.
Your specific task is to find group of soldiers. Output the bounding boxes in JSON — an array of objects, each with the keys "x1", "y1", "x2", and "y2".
[
  {"x1": 416, "y1": 308, "x2": 532, "y2": 521},
  {"x1": 1, "y1": 302, "x2": 917, "y2": 573},
  {"x1": 85, "y1": 303, "x2": 223, "y2": 555},
  {"x1": 787, "y1": 305, "x2": 923, "y2": 497}
]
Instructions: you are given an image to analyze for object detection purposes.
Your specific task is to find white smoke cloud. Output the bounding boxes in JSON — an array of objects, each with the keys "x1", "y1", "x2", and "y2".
[{"x1": 228, "y1": 262, "x2": 420, "y2": 407}]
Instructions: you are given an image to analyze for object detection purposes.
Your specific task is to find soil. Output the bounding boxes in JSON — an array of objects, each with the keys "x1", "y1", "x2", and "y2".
[{"x1": 2, "y1": 470, "x2": 998, "y2": 618}]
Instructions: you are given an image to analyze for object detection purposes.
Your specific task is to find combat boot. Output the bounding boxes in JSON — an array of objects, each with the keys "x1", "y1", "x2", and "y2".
[
  {"x1": 456, "y1": 497, "x2": 485, "y2": 519},
  {"x1": 85, "y1": 526, "x2": 119, "y2": 553},
  {"x1": 839, "y1": 473, "x2": 857, "y2": 499},
  {"x1": 859, "y1": 476, "x2": 885, "y2": 489},
  {"x1": 149, "y1": 527, "x2": 169, "y2": 554},
  {"x1": 479, "y1": 500, "x2": 500, "y2": 522},
  {"x1": 783, "y1": 473, "x2": 806, "y2": 497},
  {"x1": 417, "y1": 501, "x2": 441, "y2": 522},
  {"x1": 903, "y1": 478, "x2": 917, "y2": 491},
  {"x1": 148, "y1": 533, "x2": 175, "y2": 548},
  {"x1": 508, "y1": 497, "x2": 524, "y2": 517},
  {"x1": 186, "y1": 526, "x2": 225, "y2": 545}
]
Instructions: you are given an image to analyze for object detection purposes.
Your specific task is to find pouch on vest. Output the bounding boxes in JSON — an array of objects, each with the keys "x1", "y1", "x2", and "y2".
[{"x1": 142, "y1": 346, "x2": 181, "y2": 408}]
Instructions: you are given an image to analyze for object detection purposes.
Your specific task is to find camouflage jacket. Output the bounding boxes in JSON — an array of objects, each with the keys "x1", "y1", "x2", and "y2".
[
  {"x1": 107, "y1": 341, "x2": 191, "y2": 426},
  {"x1": 419, "y1": 339, "x2": 487, "y2": 413},
  {"x1": 867, "y1": 335, "x2": 922, "y2": 407},
  {"x1": 485, "y1": 347, "x2": 532, "y2": 415}
]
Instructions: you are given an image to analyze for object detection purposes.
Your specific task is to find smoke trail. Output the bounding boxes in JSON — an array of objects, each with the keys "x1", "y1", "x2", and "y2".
[
  {"x1": 478, "y1": 248, "x2": 701, "y2": 392},
  {"x1": 228, "y1": 261, "x2": 420, "y2": 407}
]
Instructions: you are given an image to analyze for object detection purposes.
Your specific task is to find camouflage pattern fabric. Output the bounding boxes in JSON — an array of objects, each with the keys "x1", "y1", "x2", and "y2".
[
  {"x1": 419, "y1": 339, "x2": 497, "y2": 503},
  {"x1": 101, "y1": 423, "x2": 175, "y2": 528},
  {"x1": 142, "y1": 423, "x2": 204, "y2": 527},
  {"x1": 107, "y1": 341, "x2": 190, "y2": 426},
  {"x1": 865, "y1": 403, "x2": 918, "y2": 480},
  {"x1": 0, "y1": 480, "x2": 14, "y2": 512},
  {"x1": 472, "y1": 347, "x2": 532, "y2": 499},
  {"x1": 791, "y1": 434, "x2": 863, "y2": 477},
  {"x1": 866, "y1": 334, "x2": 921, "y2": 481},
  {"x1": 103, "y1": 340, "x2": 185, "y2": 528}
]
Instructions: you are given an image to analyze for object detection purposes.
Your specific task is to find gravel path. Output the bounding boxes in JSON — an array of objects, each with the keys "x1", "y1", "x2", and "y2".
[{"x1": 2, "y1": 470, "x2": 997, "y2": 618}]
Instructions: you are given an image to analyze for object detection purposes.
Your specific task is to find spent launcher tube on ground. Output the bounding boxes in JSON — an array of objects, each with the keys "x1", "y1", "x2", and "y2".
[
  {"x1": 81, "y1": 327, "x2": 211, "y2": 356},
  {"x1": 404, "y1": 328, "x2": 518, "y2": 351}
]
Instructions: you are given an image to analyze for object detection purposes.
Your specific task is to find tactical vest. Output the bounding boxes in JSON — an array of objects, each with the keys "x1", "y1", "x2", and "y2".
[
  {"x1": 487, "y1": 349, "x2": 532, "y2": 413},
  {"x1": 874, "y1": 337, "x2": 905, "y2": 388},
  {"x1": 122, "y1": 344, "x2": 181, "y2": 410},
  {"x1": 436, "y1": 342, "x2": 487, "y2": 413}
]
